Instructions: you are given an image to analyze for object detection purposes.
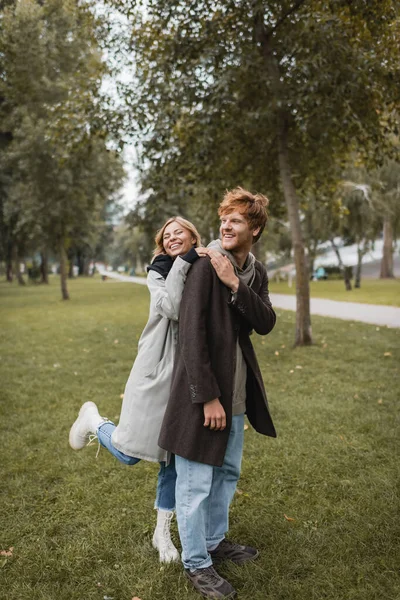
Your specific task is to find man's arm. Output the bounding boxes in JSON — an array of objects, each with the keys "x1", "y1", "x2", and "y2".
[
  {"x1": 230, "y1": 268, "x2": 276, "y2": 335},
  {"x1": 209, "y1": 254, "x2": 276, "y2": 335}
]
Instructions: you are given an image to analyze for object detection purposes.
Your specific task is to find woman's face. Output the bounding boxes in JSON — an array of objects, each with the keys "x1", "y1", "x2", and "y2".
[{"x1": 162, "y1": 221, "x2": 196, "y2": 258}]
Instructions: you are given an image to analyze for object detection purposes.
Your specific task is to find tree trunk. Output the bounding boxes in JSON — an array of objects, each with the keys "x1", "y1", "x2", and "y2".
[
  {"x1": 330, "y1": 238, "x2": 352, "y2": 290},
  {"x1": 68, "y1": 259, "x2": 74, "y2": 279},
  {"x1": 380, "y1": 216, "x2": 394, "y2": 278},
  {"x1": 254, "y1": 8, "x2": 312, "y2": 345},
  {"x1": 355, "y1": 244, "x2": 363, "y2": 288},
  {"x1": 278, "y1": 123, "x2": 313, "y2": 345},
  {"x1": 67, "y1": 247, "x2": 75, "y2": 278},
  {"x1": 40, "y1": 251, "x2": 49, "y2": 284},
  {"x1": 5, "y1": 239, "x2": 13, "y2": 281},
  {"x1": 12, "y1": 243, "x2": 25, "y2": 285},
  {"x1": 307, "y1": 245, "x2": 317, "y2": 280},
  {"x1": 59, "y1": 237, "x2": 70, "y2": 300},
  {"x1": 77, "y1": 248, "x2": 83, "y2": 276}
]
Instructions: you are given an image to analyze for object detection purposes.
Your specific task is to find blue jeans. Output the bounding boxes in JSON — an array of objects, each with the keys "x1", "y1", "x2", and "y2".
[
  {"x1": 175, "y1": 414, "x2": 245, "y2": 570},
  {"x1": 97, "y1": 422, "x2": 176, "y2": 511}
]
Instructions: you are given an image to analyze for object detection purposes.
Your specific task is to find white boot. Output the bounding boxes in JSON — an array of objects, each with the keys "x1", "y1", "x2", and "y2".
[
  {"x1": 152, "y1": 509, "x2": 180, "y2": 563},
  {"x1": 69, "y1": 401, "x2": 105, "y2": 450}
]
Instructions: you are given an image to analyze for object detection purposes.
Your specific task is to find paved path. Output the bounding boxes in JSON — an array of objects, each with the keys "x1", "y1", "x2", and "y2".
[
  {"x1": 99, "y1": 270, "x2": 400, "y2": 328},
  {"x1": 270, "y1": 294, "x2": 400, "y2": 328}
]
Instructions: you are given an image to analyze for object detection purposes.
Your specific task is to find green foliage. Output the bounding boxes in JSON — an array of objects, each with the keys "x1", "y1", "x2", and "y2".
[
  {"x1": 0, "y1": 0, "x2": 125, "y2": 280},
  {"x1": 109, "y1": 0, "x2": 399, "y2": 231}
]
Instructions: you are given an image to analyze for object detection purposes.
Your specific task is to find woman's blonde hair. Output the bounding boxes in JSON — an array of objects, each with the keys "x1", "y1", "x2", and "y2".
[{"x1": 153, "y1": 216, "x2": 202, "y2": 256}]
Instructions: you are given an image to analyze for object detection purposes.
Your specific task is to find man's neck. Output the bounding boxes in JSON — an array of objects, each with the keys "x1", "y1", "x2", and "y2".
[{"x1": 231, "y1": 247, "x2": 250, "y2": 270}]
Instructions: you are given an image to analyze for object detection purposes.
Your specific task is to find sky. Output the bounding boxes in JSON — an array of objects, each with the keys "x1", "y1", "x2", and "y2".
[{"x1": 99, "y1": 4, "x2": 141, "y2": 214}]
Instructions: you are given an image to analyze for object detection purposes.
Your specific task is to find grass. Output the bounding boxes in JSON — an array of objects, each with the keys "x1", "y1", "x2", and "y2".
[
  {"x1": 1, "y1": 276, "x2": 399, "y2": 600},
  {"x1": 269, "y1": 278, "x2": 400, "y2": 307}
]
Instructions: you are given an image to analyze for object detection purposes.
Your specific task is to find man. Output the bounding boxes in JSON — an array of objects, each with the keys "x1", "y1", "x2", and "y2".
[{"x1": 159, "y1": 187, "x2": 276, "y2": 599}]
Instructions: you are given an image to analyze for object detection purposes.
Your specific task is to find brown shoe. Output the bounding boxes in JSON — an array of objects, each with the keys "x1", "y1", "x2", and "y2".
[
  {"x1": 209, "y1": 539, "x2": 259, "y2": 565},
  {"x1": 185, "y1": 565, "x2": 237, "y2": 599}
]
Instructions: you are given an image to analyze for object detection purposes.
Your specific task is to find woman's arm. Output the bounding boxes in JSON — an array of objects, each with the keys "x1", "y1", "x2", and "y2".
[{"x1": 147, "y1": 249, "x2": 200, "y2": 321}]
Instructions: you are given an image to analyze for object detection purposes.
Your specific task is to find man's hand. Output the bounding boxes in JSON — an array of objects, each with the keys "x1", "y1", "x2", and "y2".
[
  {"x1": 203, "y1": 398, "x2": 226, "y2": 430},
  {"x1": 209, "y1": 253, "x2": 239, "y2": 292}
]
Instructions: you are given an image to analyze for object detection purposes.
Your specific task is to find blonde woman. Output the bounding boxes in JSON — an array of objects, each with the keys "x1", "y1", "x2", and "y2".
[{"x1": 69, "y1": 217, "x2": 209, "y2": 563}]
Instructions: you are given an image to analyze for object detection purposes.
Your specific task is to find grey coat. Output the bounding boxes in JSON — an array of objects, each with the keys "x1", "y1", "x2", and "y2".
[{"x1": 111, "y1": 256, "x2": 194, "y2": 462}]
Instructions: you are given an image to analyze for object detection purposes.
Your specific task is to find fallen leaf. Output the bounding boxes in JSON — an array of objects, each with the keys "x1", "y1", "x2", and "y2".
[
  {"x1": 236, "y1": 488, "x2": 243, "y2": 495},
  {"x1": 384, "y1": 352, "x2": 392, "y2": 357},
  {"x1": 114, "y1": 339, "x2": 119, "y2": 344},
  {"x1": 376, "y1": 327, "x2": 380, "y2": 331},
  {"x1": 281, "y1": 344, "x2": 286, "y2": 348},
  {"x1": 289, "y1": 369, "x2": 294, "y2": 374},
  {"x1": 120, "y1": 394, "x2": 124, "y2": 399},
  {"x1": 284, "y1": 514, "x2": 295, "y2": 522},
  {"x1": 243, "y1": 424, "x2": 249, "y2": 431},
  {"x1": 104, "y1": 328, "x2": 108, "y2": 331},
  {"x1": 354, "y1": 394, "x2": 359, "y2": 399},
  {"x1": 53, "y1": 363, "x2": 60, "y2": 368},
  {"x1": 378, "y1": 399, "x2": 383, "y2": 404},
  {"x1": 83, "y1": 348, "x2": 89, "y2": 353},
  {"x1": 132, "y1": 597, "x2": 142, "y2": 600},
  {"x1": 274, "y1": 351, "x2": 279, "y2": 356},
  {"x1": 295, "y1": 365, "x2": 303, "y2": 369}
]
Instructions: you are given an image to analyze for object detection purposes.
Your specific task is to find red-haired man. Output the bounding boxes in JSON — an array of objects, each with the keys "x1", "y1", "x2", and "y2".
[{"x1": 159, "y1": 188, "x2": 277, "y2": 599}]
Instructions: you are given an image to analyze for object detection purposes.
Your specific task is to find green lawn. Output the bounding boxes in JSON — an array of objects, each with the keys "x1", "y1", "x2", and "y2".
[
  {"x1": 269, "y1": 278, "x2": 400, "y2": 306},
  {"x1": 1, "y1": 277, "x2": 399, "y2": 600}
]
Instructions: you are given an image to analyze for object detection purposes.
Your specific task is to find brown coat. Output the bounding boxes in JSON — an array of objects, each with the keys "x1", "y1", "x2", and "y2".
[{"x1": 158, "y1": 256, "x2": 277, "y2": 467}]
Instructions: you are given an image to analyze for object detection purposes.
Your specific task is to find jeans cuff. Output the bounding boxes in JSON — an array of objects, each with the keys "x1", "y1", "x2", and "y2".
[
  {"x1": 206, "y1": 536, "x2": 225, "y2": 551},
  {"x1": 183, "y1": 555, "x2": 213, "y2": 571}
]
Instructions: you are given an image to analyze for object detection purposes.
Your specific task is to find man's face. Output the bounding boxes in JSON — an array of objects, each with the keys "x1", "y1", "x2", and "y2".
[{"x1": 219, "y1": 211, "x2": 259, "y2": 252}]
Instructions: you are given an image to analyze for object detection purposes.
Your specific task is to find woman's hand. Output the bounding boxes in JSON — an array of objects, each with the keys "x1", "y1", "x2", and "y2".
[
  {"x1": 195, "y1": 247, "x2": 211, "y2": 257},
  {"x1": 203, "y1": 398, "x2": 226, "y2": 430},
  {"x1": 209, "y1": 253, "x2": 239, "y2": 292}
]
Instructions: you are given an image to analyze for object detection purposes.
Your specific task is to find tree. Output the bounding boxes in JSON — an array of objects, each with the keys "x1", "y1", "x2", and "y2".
[
  {"x1": 377, "y1": 160, "x2": 400, "y2": 278},
  {"x1": 111, "y1": 0, "x2": 400, "y2": 345},
  {"x1": 0, "y1": 0, "x2": 125, "y2": 298}
]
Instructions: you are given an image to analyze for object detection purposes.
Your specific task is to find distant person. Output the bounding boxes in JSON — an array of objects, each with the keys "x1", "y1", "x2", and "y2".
[
  {"x1": 69, "y1": 216, "x2": 209, "y2": 563},
  {"x1": 159, "y1": 188, "x2": 277, "y2": 598}
]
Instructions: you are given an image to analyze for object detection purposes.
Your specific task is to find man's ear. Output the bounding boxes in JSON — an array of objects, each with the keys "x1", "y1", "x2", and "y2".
[{"x1": 252, "y1": 227, "x2": 260, "y2": 239}]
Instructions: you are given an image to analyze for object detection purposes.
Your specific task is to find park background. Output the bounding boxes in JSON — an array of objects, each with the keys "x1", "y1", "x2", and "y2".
[{"x1": 1, "y1": 1, "x2": 399, "y2": 599}]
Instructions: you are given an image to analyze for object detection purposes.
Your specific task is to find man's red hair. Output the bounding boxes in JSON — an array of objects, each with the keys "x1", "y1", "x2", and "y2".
[{"x1": 218, "y1": 187, "x2": 269, "y2": 242}]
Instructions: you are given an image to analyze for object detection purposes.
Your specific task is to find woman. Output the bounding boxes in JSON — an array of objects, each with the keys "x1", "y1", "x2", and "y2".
[{"x1": 69, "y1": 217, "x2": 209, "y2": 563}]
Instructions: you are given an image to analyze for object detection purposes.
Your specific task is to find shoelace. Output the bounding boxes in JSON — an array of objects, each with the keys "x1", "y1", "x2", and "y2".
[
  {"x1": 86, "y1": 417, "x2": 110, "y2": 459},
  {"x1": 87, "y1": 434, "x2": 101, "y2": 458}
]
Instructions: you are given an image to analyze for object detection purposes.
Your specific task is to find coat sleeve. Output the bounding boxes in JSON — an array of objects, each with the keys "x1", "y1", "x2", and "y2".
[
  {"x1": 230, "y1": 265, "x2": 276, "y2": 335},
  {"x1": 179, "y1": 259, "x2": 221, "y2": 404},
  {"x1": 147, "y1": 256, "x2": 194, "y2": 321}
]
